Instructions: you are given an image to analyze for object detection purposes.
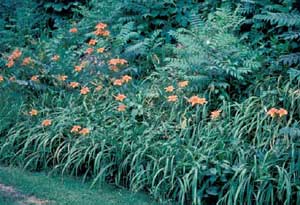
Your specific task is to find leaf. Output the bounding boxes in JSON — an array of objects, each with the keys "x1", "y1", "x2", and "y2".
[{"x1": 206, "y1": 186, "x2": 220, "y2": 196}]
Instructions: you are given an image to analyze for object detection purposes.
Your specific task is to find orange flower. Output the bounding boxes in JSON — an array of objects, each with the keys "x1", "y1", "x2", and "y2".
[
  {"x1": 95, "y1": 22, "x2": 107, "y2": 30},
  {"x1": 167, "y1": 95, "x2": 178, "y2": 102},
  {"x1": 267, "y1": 108, "x2": 278, "y2": 118},
  {"x1": 109, "y1": 60, "x2": 117, "y2": 66},
  {"x1": 122, "y1": 75, "x2": 132, "y2": 83},
  {"x1": 8, "y1": 48, "x2": 22, "y2": 61},
  {"x1": 97, "y1": 47, "x2": 105, "y2": 53},
  {"x1": 74, "y1": 65, "x2": 83, "y2": 72},
  {"x1": 22, "y1": 57, "x2": 32, "y2": 66},
  {"x1": 117, "y1": 104, "x2": 126, "y2": 112},
  {"x1": 188, "y1": 96, "x2": 207, "y2": 106},
  {"x1": 88, "y1": 39, "x2": 97, "y2": 46},
  {"x1": 113, "y1": 79, "x2": 123, "y2": 86},
  {"x1": 115, "y1": 94, "x2": 126, "y2": 102},
  {"x1": 57, "y1": 75, "x2": 68, "y2": 81},
  {"x1": 6, "y1": 60, "x2": 14, "y2": 68},
  {"x1": 165, "y1": 86, "x2": 174, "y2": 92},
  {"x1": 51, "y1": 55, "x2": 60, "y2": 61},
  {"x1": 94, "y1": 29, "x2": 103, "y2": 36},
  {"x1": 69, "y1": 27, "x2": 78, "y2": 33},
  {"x1": 95, "y1": 85, "x2": 103, "y2": 91},
  {"x1": 29, "y1": 109, "x2": 38, "y2": 116},
  {"x1": 0, "y1": 75, "x2": 3, "y2": 82},
  {"x1": 85, "y1": 48, "x2": 94, "y2": 55},
  {"x1": 71, "y1": 125, "x2": 82, "y2": 133},
  {"x1": 178, "y1": 81, "x2": 188, "y2": 88},
  {"x1": 79, "y1": 128, "x2": 90, "y2": 135},
  {"x1": 80, "y1": 87, "x2": 90, "y2": 95},
  {"x1": 197, "y1": 98, "x2": 207, "y2": 105},
  {"x1": 211, "y1": 110, "x2": 221, "y2": 120},
  {"x1": 277, "y1": 108, "x2": 288, "y2": 117},
  {"x1": 119, "y1": 59, "x2": 127, "y2": 64},
  {"x1": 42, "y1": 119, "x2": 52, "y2": 127},
  {"x1": 108, "y1": 58, "x2": 127, "y2": 66},
  {"x1": 108, "y1": 58, "x2": 127, "y2": 72},
  {"x1": 31, "y1": 75, "x2": 39, "y2": 81},
  {"x1": 109, "y1": 65, "x2": 119, "y2": 72},
  {"x1": 69, "y1": 82, "x2": 80, "y2": 88},
  {"x1": 102, "y1": 30, "x2": 110, "y2": 37}
]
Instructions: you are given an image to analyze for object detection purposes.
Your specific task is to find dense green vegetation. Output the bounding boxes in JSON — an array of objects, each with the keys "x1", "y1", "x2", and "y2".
[{"x1": 0, "y1": 0, "x2": 299, "y2": 204}]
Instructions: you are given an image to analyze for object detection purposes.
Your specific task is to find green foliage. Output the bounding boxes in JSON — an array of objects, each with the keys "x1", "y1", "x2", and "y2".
[
  {"x1": 1, "y1": 80, "x2": 299, "y2": 204},
  {"x1": 0, "y1": 0, "x2": 48, "y2": 51},
  {"x1": 255, "y1": 12, "x2": 300, "y2": 27},
  {"x1": 239, "y1": 0, "x2": 300, "y2": 74},
  {"x1": 0, "y1": 89, "x2": 23, "y2": 135},
  {"x1": 0, "y1": 0, "x2": 300, "y2": 204},
  {"x1": 164, "y1": 9, "x2": 261, "y2": 100}
]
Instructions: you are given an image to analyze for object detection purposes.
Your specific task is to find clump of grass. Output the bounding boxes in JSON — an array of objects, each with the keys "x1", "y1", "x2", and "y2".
[{"x1": 1, "y1": 79, "x2": 299, "y2": 204}]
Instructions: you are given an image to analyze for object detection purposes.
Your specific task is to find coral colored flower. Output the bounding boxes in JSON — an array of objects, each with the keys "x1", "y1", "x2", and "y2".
[
  {"x1": 85, "y1": 48, "x2": 94, "y2": 55},
  {"x1": 197, "y1": 98, "x2": 207, "y2": 105},
  {"x1": 109, "y1": 59, "x2": 127, "y2": 66},
  {"x1": 71, "y1": 125, "x2": 82, "y2": 133},
  {"x1": 115, "y1": 94, "x2": 126, "y2": 102},
  {"x1": 79, "y1": 128, "x2": 90, "y2": 135},
  {"x1": 74, "y1": 65, "x2": 83, "y2": 72},
  {"x1": 165, "y1": 86, "x2": 174, "y2": 92},
  {"x1": 102, "y1": 30, "x2": 110, "y2": 37},
  {"x1": 22, "y1": 57, "x2": 32, "y2": 66},
  {"x1": 69, "y1": 82, "x2": 80, "y2": 88},
  {"x1": 167, "y1": 95, "x2": 178, "y2": 102},
  {"x1": 108, "y1": 58, "x2": 127, "y2": 72},
  {"x1": 69, "y1": 27, "x2": 78, "y2": 33},
  {"x1": 8, "y1": 49, "x2": 22, "y2": 61},
  {"x1": 42, "y1": 119, "x2": 52, "y2": 127},
  {"x1": 117, "y1": 104, "x2": 126, "y2": 112},
  {"x1": 188, "y1": 96, "x2": 207, "y2": 106},
  {"x1": 109, "y1": 65, "x2": 119, "y2": 72},
  {"x1": 29, "y1": 109, "x2": 38, "y2": 116},
  {"x1": 95, "y1": 29, "x2": 110, "y2": 36},
  {"x1": 95, "y1": 22, "x2": 107, "y2": 30},
  {"x1": 95, "y1": 85, "x2": 103, "y2": 91},
  {"x1": 31, "y1": 75, "x2": 39, "y2": 81},
  {"x1": 88, "y1": 39, "x2": 97, "y2": 46},
  {"x1": 97, "y1": 47, "x2": 105, "y2": 53},
  {"x1": 108, "y1": 59, "x2": 117, "y2": 65},
  {"x1": 0, "y1": 75, "x2": 3, "y2": 82},
  {"x1": 51, "y1": 55, "x2": 60, "y2": 61},
  {"x1": 122, "y1": 75, "x2": 132, "y2": 83},
  {"x1": 94, "y1": 29, "x2": 103, "y2": 36},
  {"x1": 277, "y1": 108, "x2": 288, "y2": 117},
  {"x1": 267, "y1": 108, "x2": 278, "y2": 118},
  {"x1": 6, "y1": 60, "x2": 14, "y2": 68},
  {"x1": 113, "y1": 79, "x2": 123, "y2": 86},
  {"x1": 178, "y1": 81, "x2": 189, "y2": 88},
  {"x1": 57, "y1": 75, "x2": 68, "y2": 81},
  {"x1": 80, "y1": 87, "x2": 90, "y2": 95},
  {"x1": 211, "y1": 110, "x2": 221, "y2": 120}
]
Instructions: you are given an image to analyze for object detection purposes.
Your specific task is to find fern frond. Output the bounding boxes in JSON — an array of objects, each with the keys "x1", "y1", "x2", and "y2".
[
  {"x1": 280, "y1": 53, "x2": 300, "y2": 66},
  {"x1": 255, "y1": 12, "x2": 300, "y2": 27},
  {"x1": 279, "y1": 31, "x2": 300, "y2": 41}
]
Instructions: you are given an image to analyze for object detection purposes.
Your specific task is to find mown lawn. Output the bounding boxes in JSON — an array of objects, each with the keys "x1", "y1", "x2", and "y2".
[{"x1": 0, "y1": 166, "x2": 162, "y2": 205}]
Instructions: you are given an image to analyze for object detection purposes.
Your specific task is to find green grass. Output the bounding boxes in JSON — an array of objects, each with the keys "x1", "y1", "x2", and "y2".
[{"x1": 0, "y1": 166, "x2": 162, "y2": 205}]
